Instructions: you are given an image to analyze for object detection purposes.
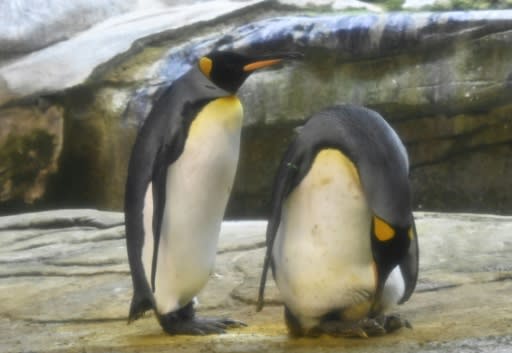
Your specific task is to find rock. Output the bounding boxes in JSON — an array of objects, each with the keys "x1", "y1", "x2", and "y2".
[
  {"x1": 0, "y1": 103, "x2": 63, "y2": 208},
  {"x1": 0, "y1": 0, "x2": 266, "y2": 105},
  {"x1": 0, "y1": 0, "x2": 269, "y2": 210},
  {"x1": 0, "y1": 0, "x2": 135, "y2": 60},
  {"x1": 0, "y1": 210, "x2": 511, "y2": 352},
  {"x1": 2, "y1": 7, "x2": 512, "y2": 216},
  {"x1": 228, "y1": 11, "x2": 512, "y2": 216}
]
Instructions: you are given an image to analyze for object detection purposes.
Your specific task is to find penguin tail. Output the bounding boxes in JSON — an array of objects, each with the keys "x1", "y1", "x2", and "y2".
[{"x1": 127, "y1": 293, "x2": 154, "y2": 324}]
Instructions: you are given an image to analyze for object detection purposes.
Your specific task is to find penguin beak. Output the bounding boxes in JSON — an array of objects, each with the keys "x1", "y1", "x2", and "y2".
[{"x1": 243, "y1": 52, "x2": 303, "y2": 72}]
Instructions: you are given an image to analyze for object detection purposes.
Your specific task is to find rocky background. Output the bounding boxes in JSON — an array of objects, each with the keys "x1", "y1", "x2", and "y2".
[
  {"x1": 2, "y1": 3, "x2": 512, "y2": 352},
  {"x1": 2, "y1": 0, "x2": 512, "y2": 217}
]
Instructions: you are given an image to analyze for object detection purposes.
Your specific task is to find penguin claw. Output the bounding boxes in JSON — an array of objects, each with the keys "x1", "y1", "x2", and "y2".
[
  {"x1": 375, "y1": 314, "x2": 412, "y2": 333},
  {"x1": 312, "y1": 320, "x2": 375, "y2": 338},
  {"x1": 312, "y1": 315, "x2": 410, "y2": 338},
  {"x1": 160, "y1": 317, "x2": 245, "y2": 335}
]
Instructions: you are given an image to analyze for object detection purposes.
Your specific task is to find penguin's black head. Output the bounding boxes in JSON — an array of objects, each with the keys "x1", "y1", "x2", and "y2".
[{"x1": 198, "y1": 51, "x2": 302, "y2": 93}]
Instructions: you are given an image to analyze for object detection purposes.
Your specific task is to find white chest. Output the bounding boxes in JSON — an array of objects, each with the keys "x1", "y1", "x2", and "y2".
[
  {"x1": 272, "y1": 149, "x2": 375, "y2": 325},
  {"x1": 147, "y1": 96, "x2": 243, "y2": 314}
]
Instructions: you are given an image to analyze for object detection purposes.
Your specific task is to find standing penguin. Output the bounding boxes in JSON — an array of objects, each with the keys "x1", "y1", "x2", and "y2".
[
  {"x1": 125, "y1": 50, "x2": 301, "y2": 335},
  {"x1": 257, "y1": 104, "x2": 419, "y2": 337}
]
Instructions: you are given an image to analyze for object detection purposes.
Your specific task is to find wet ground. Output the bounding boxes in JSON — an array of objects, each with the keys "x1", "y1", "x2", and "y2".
[{"x1": 0, "y1": 210, "x2": 511, "y2": 353}]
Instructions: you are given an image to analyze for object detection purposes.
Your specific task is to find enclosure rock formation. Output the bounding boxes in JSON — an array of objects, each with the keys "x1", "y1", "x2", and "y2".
[
  {"x1": 0, "y1": 210, "x2": 511, "y2": 352},
  {"x1": 1, "y1": 2, "x2": 512, "y2": 215}
]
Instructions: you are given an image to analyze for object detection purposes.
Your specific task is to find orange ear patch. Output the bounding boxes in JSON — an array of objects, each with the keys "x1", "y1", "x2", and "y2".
[
  {"x1": 199, "y1": 57, "x2": 213, "y2": 78},
  {"x1": 408, "y1": 227, "x2": 414, "y2": 240},
  {"x1": 373, "y1": 216, "x2": 395, "y2": 242}
]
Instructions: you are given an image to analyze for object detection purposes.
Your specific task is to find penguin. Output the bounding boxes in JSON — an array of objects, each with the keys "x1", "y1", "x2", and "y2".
[
  {"x1": 125, "y1": 50, "x2": 301, "y2": 335},
  {"x1": 257, "y1": 104, "x2": 419, "y2": 337}
]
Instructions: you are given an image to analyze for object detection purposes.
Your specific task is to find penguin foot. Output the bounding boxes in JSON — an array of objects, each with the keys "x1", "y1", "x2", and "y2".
[
  {"x1": 157, "y1": 302, "x2": 246, "y2": 335},
  {"x1": 374, "y1": 314, "x2": 412, "y2": 333},
  {"x1": 160, "y1": 316, "x2": 246, "y2": 335},
  {"x1": 311, "y1": 318, "x2": 386, "y2": 338},
  {"x1": 310, "y1": 315, "x2": 411, "y2": 338}
]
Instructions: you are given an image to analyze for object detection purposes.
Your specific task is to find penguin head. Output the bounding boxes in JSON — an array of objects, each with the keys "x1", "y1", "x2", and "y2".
[{"x1": 198, "y1": 51, "x2": 302, "y2": 93}]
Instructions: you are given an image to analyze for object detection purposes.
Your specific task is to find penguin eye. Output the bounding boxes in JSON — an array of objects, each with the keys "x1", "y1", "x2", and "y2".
[
  {"x1": 373, "y1": 216, "x2": 395, "y2": 242},
  {"x1": 199, "y1": 57, "x2": 213, "y2": 78}
]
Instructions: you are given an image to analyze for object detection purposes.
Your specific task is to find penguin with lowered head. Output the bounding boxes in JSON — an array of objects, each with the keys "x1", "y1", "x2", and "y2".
[{"x1": 257, "y1": 104, "x2": 419, "y2": 337}]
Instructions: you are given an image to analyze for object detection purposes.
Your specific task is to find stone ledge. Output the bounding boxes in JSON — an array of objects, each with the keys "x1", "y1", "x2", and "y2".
[{"x1": 0, "y1": 210, "x2": 510, "y2": 352}]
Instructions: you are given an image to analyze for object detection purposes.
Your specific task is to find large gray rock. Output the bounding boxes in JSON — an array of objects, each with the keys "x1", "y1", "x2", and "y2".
[
  {"x1": 1, "y1": 5, "x2": 512, "y2": 216},
  {"x1": 0, "y1": 210, "x2": 510, "y2": 352},
  {"x1": 0, "y1": 0, "x2": 135, "y2": 60},
  {"x1": 0, "y1": 0, "x2": 268, "y2": 210},
  {"x1": 0, "y1": 0, "x2": 265, "y2": 104}
]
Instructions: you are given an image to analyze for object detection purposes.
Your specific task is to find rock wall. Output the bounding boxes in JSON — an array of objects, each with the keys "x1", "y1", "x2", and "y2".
[{"x1": 1, "y1": 1, "x2": 512, "y2": 216}]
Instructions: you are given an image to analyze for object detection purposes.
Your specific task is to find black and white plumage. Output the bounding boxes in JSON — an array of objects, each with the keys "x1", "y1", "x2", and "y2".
[
  {"x1": 125, "y1": 50, "x2": 302, "y2": 335},
  {"x1": 258, "y1": 104, "x2": 419, "y2": 337}
]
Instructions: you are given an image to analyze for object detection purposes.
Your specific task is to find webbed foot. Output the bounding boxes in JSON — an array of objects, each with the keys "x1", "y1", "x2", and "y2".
[
  {"x1": 160, "y1": 316, "x2": 245, "y2": 335},
  {"x1": 374, "y1": 313, "x2": 412, "y2": 333},
  {"x1": 157, "y1": 301, "x2": 246, "y2": 335},
  {"x1": 311, "y1": 314, "x2": 411, "y2": 338}
]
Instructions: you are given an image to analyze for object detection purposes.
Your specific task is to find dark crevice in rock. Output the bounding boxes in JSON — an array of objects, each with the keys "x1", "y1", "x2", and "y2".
[
  {"x1": 415, "y1": 283, "x2": 461, "y2": 293},
  {"x1": 410, "y1": 140, "x2": 512, "y2": 170},
  {"x1": 46, "y1": 260, "x2": 125, "y2": 267},
  {"x1": 67, "y1": 234, "x2": 125, "y2": 244},
  {"x1": 11, "y1": 242, "x2": 64, "y2": 252},
  {"x1": 488, "y1": 273, "x2": 512, "y2": 282},
  {"x1": 6, "y1": 316, "x2": 126, "y2": 325},
  {"x1": 404, "y1": 123, "x2": 491, "y2": 145},
  {"x1": 229, "y1": 263, "x2": 257, "y2": 306},
  {"x1": 69, "y1": 237, "x2": 125, "y2": 245},
  {"x1": 0, "y1": 220, "x2": 123, "y2": 231},
  {"x1": 0, "y1": 227, "x2": 96, "y2": 246}
]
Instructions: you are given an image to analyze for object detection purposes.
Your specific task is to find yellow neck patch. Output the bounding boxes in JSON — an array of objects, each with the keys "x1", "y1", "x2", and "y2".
[
  {"x1": 313, "y1": 149, "x2": 361, "y2": 187},
  {"x1": 199, "y1": 57, "x2": 212, "y2": 78},
  {"x1": 373, "y1": 216, "x2": 395, "y2": 242},
  {"x1": 188, "y1": 96, "x2": 243, "y2": 138}
]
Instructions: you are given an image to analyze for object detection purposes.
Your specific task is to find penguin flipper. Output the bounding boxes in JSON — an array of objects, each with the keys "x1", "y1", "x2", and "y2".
[
  {"x1": 257, "y1": 142, "x2": 305, "y2": 311},
  {"x1": 398, "y1": 218, "x2": 419, "y2": 304},
  {"x1": 125, "y1": 87, "x2": 181, "y2": 322},
  {"x1": 128, "y1": 290, "x2": 154, "y2": 322},
  {"x1": 149, "y1": 159, "x2": 168, "y2": 292},
  {"x1": 125, "y1": 133, "x2": 159, "y2": 322}
]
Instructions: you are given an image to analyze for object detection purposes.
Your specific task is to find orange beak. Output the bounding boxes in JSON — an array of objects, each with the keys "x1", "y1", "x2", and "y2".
[
  {"x1": 242, "y1": 52, "x2": 303, "y2": 72},
  {"x1": 243, "y1": 59, "x2": 283, "y2": 72}
]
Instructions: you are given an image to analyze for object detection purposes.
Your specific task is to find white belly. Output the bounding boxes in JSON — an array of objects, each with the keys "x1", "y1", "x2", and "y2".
[
  {"x1": 144, "y1": 96, "x2": 243, "y2": 314},
  {"x1": 273, "y1": 149, "x2": 375, "y2": 329}
]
